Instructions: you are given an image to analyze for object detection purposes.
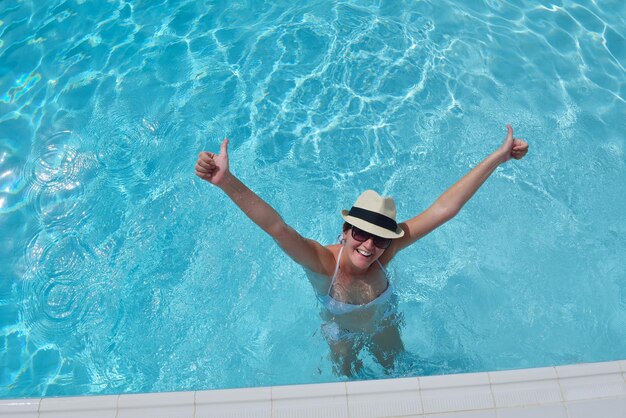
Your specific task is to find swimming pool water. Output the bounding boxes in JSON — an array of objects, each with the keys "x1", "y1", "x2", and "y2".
[{"x1": 1, "y1": 0, "x2": 625, "y2": 399}]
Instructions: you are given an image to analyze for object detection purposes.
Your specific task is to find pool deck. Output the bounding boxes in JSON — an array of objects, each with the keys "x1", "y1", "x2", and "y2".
[{"x1": 2, "y1": 360, "x2": 625, "y2": 417}]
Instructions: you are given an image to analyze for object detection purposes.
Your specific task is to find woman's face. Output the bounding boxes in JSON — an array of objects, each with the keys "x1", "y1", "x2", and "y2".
[{"x1": 342, "y1": 226, "x2": 388, "y2": 270}]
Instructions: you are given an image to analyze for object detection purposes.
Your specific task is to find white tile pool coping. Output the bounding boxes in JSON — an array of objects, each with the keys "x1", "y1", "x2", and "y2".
[{"x1": 2, "y1": 360, "x2": 626, "y2": 417}]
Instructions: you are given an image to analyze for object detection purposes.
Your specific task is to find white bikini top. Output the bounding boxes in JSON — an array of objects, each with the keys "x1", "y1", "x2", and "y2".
[{"x1": 318, "y1": 246, "x2": 393, "y2": 316}]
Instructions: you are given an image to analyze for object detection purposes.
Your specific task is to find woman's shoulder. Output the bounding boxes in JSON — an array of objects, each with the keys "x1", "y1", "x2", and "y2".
[
  {"x1": 325, "y1": 243, "x2": 341, "y2": 255},
  {"x1": 311, "y1": 243, "x2": 342, "y2": 277}
]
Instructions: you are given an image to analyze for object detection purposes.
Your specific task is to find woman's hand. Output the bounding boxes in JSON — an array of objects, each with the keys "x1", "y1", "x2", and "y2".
[
  {"x1": 497, "y1": 125, "x2": 529, "y2": 163},
  {"x1": 195, "y1": 138, "x2": 230, "y2": 186}
]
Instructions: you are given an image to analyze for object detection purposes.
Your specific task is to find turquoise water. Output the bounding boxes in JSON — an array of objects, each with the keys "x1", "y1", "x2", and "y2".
[{"x1": 1, "y1": 0, "x2": 625, "y2": 398}]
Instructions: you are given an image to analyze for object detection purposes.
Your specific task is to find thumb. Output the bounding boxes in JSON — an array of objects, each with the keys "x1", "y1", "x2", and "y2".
[
  {"x1": 220, "y1": 138, "x2": 229, "y2": 156},
  {"x1": 506, "y1": 124, "x2": 514, "y2": 144}
]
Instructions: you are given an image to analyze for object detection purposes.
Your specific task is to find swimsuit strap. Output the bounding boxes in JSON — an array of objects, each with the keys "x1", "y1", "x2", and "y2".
[
  {"x1": 375, "y1": 258, "x2": 388, "y2": 277},
  {"x1": 327, "y1": 246, "x2": 343, "y2": 296}
]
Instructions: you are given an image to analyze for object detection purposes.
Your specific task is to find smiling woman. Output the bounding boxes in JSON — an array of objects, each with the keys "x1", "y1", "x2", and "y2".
[{"x1": 195, "y1": 125, "x2": 528, "y2": 376}]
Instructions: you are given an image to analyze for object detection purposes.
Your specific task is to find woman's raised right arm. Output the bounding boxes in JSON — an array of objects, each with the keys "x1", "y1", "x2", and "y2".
[{"x1": 195, "y1": 139, "x2": 335, "y2": 275}]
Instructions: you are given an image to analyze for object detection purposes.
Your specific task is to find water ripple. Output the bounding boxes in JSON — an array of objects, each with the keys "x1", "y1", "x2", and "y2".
[
  {"x1": 31, "y1": 142, "x2": 79, "y2": 187},
  {"x1": 95, "y1": 127, "x2": 136, "y2": 179},
  {"x1": 21, "y1": 232, "x2": 92, "y2": 345},
  {"x1": 24, "y1": 131, "x2": 97, "y2": 231},
  {"x1": 39, "y1": 234, "x2": 88, "y2": 281}
]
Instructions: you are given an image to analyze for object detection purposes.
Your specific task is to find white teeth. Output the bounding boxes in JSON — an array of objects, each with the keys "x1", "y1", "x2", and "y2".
[{"x1": 356, "y1": 249, "x2": 371, "y2": 257}]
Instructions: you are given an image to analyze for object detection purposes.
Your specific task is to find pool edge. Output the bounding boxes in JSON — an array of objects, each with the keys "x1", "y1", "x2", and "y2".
[{"x1": 0, "y1": 359, "x2": 624, "y2": 417}]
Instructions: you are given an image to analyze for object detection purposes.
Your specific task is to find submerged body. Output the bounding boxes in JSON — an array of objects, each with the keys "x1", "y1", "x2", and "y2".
[
  {"x1": 311, "y1": 245, "x2": 402, "y2": 375},
  {"x1": 195, "y1": 125, "x2": 528, "y2": 376}
]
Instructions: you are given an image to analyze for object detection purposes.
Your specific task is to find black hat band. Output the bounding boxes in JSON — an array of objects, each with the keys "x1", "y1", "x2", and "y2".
[{"x1": 348, "y1": 206, "x2": 397, "y2": 232}]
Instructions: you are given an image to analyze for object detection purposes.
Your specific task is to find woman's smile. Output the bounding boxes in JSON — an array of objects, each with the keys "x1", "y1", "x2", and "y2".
[{"x1": 356, "y1": 248, "x2": 372, "y2": 257}]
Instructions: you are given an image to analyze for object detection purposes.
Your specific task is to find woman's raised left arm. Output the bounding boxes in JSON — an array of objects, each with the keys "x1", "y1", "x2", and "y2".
[{"x1": 385, "y1": 125, "x2": 528, "y2": 258}]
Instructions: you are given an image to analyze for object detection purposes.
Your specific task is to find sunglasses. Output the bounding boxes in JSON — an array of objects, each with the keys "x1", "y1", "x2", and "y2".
[{"x1": 351, "y1": 226, "x2": 392, "y2": 249}]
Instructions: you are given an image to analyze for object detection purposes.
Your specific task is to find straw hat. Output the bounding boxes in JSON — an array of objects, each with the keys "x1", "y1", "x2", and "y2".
[{"x1": 341, "y1": 190, "x2": 404, "y2": 239}]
